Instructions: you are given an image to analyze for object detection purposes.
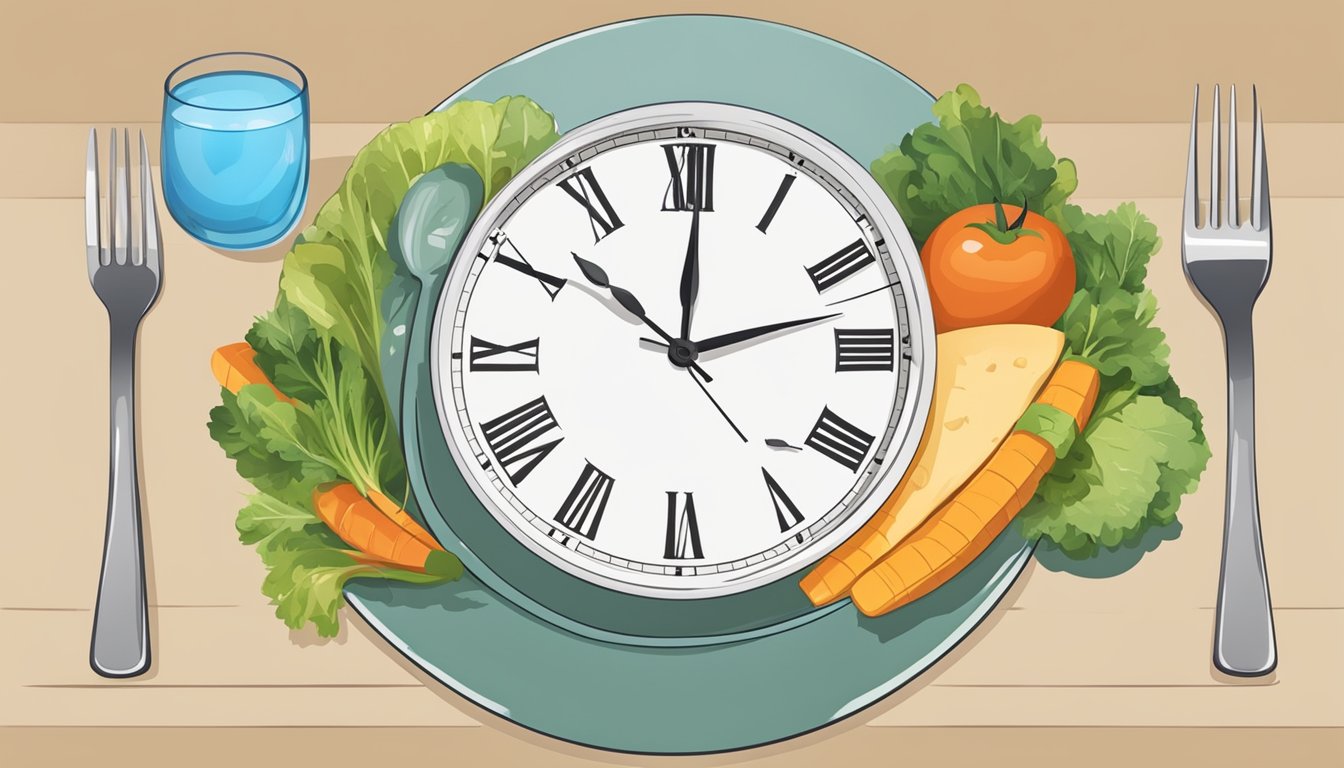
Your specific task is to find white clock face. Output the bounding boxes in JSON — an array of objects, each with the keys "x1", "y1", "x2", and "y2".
[{"x1": 433, "y1": 104, "x2": 932, "y2": 598}]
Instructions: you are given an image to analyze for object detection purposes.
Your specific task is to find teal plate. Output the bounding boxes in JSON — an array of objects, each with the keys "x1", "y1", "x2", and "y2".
[{"x1": 343, "y1": 15, "x2": 1035, "y2": 754}]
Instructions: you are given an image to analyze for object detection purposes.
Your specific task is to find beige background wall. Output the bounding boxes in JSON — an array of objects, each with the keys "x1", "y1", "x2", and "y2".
[{"x1": 4, "y1": 0, "x2": 1342, "y2": 124}]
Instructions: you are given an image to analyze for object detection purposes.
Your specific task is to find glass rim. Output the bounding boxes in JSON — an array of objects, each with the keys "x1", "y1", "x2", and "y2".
[{"x1": 164, "y1": 51, "x2": 308, "y2": 112}]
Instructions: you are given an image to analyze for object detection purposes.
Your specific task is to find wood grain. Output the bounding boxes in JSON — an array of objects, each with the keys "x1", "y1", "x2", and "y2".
[
  {"x1": 4, "y1": 123, "x2": 1342, "y2": 201},
  {"x1": 0, "y1": 116, "x2": 1339, "y2": 762},
  {"x1": 1, "y1": 727, "x2": 1339, "y2": 768},
  {"x1": 2, "y1": 1, "x2": 1342, "y2": 123}
]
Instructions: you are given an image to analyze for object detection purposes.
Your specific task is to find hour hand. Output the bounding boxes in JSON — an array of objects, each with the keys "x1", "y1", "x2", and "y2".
[{"x1": 573, "y1": 254, "x2": 714, "y2": 382}]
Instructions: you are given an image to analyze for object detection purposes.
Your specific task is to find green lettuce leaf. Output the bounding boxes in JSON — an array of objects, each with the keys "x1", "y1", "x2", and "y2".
[
  {"x1": 280, "y1": 97, "x2": 560, "y2": 385},
  {"x1": 248, "y1": 304, "x2": 405, "y2": 501},
  {"x1": 1060, "y1": 202, "x2": 1161, "y2": 293},
  {"x1": 1058, "y1": 287, "x2": 1172, "y2": 392},
  {"x1": 209, "y1": 98, "x2": 556, "y2": 635},
  {"x1": 1020, "y1": 395, "x2": 1210, "y2": 557},
  {"x1": 207, "y1": 388, "x2": 338, "y2": 505},
  {"x1": 245, "y1": 298, "x2": 326, "y2": 405},
  {"x1": 240, "y1": 494, "x2": 449, "y2": 637},
  {"x1": 236, "y1": 493, "x2": 343, "y2": 553},
  {"x1": 870, "y1": 84, "x2": 1077, "y2": 245}
]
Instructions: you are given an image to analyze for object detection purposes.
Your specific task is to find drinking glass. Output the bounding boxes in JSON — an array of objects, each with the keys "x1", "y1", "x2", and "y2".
[{"x1": 161, "y1": 52, "x2": 309, "y2": 250}]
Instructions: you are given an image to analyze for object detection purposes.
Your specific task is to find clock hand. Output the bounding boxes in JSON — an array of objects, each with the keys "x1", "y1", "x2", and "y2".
[
  {"x1": 678, "y1": 205, "x2": 701, "y2": 340},
  {"x1": 687, "y1": 368, "x2": 747, "y2": 443},
  {"x1": 572, "y1": 253, "x2": 714, "y2": 382},
  {"x1": 693, "y1": 313, "x2": 842, "y2": 354},
  {"x1": 825, "y1": 279, "x2": 902, "y2": 308}
]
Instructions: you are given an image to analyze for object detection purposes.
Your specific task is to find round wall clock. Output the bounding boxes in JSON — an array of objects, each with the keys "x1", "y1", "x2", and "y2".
[
  {"x1": 344, "y1": 15, "x2": 1038, "y2": 754},
  {"x1": 433, "y1": 103, "x2": 933, "y2": 599}
]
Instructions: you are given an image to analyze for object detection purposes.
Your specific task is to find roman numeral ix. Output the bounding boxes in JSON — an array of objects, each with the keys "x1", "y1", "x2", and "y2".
[
  {"x1": 469, "y1": 336, "x2": 540, "y2": 372},
  {"x1": 806, "y1": 238, "x2": 875, "y2": 292},
  {"x1": 662, "y1": 143, "x2": 715, "y2": 212},
  {"x1": 664, "y1": 491, "x2": 704, "y2": 561},
  {"x1": 804, "y1": 407, "x2": 876, "y2": 472},
  {"x1": 834, "y1": 328, "x2": 895, "y2": 372},
  {"x1": 554, "y1": 462, "x2": 614, "y2": 540},
  {"x1": 557, "y1": 167, "x2": 624, "y2": 243},
  {"x1": 479, "y1": 396, "x2": 563, "y2": 485}
]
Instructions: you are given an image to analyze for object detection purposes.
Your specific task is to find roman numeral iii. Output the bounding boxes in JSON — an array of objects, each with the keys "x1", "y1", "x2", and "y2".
[
  {"x1": 806, "y1": 238, "x2": 875, "y2": 292},
  {"x1": 469, "y1": 336, "x2": 540, "y2": 372},
  {"x1": 804, "y1": 406, "x2": 876, "y2": 472},
  {"x1": 664, "y1": 491, "x2": 704, "y2": 560},
  {"x1": 557, "y1": 167, "x2": 624, "y2": 242},
  {"x1": 834, "y1": 328, "x2": 895, "y2": 372},
  {"x1": 554, "y1": 462, "x2": 614, "y2": 540},
  {"x1": 479, "y1": 396, "x2": 563, "y2": 485},
  {"x1": 762, "y1": 468, "x2": 804, "y2": 533},
  {"x1": 662, "y1": 143, "x2": 715, "y2": 212}
]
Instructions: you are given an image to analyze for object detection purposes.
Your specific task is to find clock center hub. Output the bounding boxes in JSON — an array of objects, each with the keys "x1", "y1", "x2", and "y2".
[{"x1": 667, "y1": 338, "x2": 700, "y2": 367}]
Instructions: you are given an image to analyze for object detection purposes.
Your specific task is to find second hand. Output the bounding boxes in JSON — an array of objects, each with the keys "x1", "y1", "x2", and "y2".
[{"x1": 686, "y1": 368, "x2": 747, "y2": 443}]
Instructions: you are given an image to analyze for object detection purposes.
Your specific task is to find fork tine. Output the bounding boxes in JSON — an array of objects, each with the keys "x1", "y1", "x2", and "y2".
[
  {"x1": 121, "y1": 128, "x2": 132, "y2": 264},
  {"x1": 139, "y1": 131, "x2": 162, "y2": 275},
  {"x1": 111, "y1": 128, "x2": 132, "y2": 265},
  {"x1": 1227, "y1": 84, "x2": 1239, "y2": 227},
  {"x1": 1184, "y1": 85, "x2": 1200, "y2": 232},
  {"x1": 85, "y1": 129, "x2": 103, "y2": 274},
  {"x1": 1209, "y1": 85, "x2": 1221, "y2": 229},
  {"x1": 1251, "y1": 86, "x2": 1270, "y2": 233},
  {"x1": 108, "y1": 128, "x2": 119, "y2": 264}
]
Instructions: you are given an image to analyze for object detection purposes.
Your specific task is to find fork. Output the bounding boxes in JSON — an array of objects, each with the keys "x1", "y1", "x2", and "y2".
[
  {"x1": 86, "y1": 128, "x2": 162, "y2": 678},
  {"x1": 1182, "y1": 85, "x2": 1276, "y2": 678}
]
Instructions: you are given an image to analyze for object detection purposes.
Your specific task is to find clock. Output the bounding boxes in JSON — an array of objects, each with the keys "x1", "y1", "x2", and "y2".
[{"x1": 431, "y1": 103, "x2": 934, "y2": 599}]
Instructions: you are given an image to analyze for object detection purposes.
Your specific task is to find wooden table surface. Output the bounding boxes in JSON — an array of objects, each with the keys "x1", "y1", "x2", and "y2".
[{"x1": 2, "y1": 3, "x2": 1342, "y2": 766}]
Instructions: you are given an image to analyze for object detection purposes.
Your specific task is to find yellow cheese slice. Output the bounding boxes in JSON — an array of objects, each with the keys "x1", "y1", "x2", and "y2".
[{"x1": 801, "y1": 323, "x2": 1063, "y2": 605}]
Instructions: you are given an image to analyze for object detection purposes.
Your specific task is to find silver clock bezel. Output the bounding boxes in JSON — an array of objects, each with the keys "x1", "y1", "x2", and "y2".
[{"x1": 430, "y1": 102, "x2": 936, "y2": 599}]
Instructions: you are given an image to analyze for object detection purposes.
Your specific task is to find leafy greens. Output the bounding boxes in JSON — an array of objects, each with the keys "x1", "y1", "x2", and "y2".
[
  {"x1": 208, "y1": 97, "x2": 560, "y2": 635},
  {"x1": 871, "y1": 84, "x2": 1210, "y2": 559}
]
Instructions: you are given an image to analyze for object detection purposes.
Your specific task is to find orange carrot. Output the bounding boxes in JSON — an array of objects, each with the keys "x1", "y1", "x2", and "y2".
[
  {"x1": 848, "y1": 359, "x2": 1100, "y2": 617},
  {"x1": 367, "y1": 487, "x2": 443, "y2": 552},
  {"x1": 211, "y1": 342, "x2": 293, "y2": 403},
  {"x1": 312, "y1": 482, "x2": 457, "y2": 576}
]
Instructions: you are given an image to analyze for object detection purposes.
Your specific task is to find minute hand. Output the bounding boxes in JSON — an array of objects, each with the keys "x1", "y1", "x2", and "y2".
[{"x1": 694, "y1": 313, "x2": 841, "y2": 353}]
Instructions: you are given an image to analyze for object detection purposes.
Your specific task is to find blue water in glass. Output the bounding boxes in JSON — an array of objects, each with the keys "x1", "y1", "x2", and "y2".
[{"x1": 162, "y1": 71, "x2": 309, "y2": 250}]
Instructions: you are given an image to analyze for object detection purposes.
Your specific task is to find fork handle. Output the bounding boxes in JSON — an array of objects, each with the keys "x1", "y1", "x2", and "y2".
[
  {"x1": 90, "y1": 319, "x2": 151, "y2": 678},
  {"x1": 1213, "y1": 311, "x2": 1276, "y2": 677}
]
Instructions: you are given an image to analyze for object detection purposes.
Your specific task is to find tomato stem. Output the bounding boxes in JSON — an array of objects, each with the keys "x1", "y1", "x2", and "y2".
[{"x1": 975, "y1": 198, "x2": 1040, "y2": 244}]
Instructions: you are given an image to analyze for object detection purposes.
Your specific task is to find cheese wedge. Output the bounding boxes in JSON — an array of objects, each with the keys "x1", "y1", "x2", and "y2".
[{"x1": 801, "y1": 323, "x2": 1064, "y2": 605}]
